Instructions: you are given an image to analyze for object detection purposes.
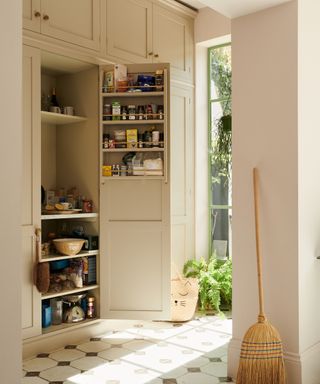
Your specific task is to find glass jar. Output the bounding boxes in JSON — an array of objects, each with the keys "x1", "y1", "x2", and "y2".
[{"x1": 103, "y1": 104, "x2": 111, "y2": 120}]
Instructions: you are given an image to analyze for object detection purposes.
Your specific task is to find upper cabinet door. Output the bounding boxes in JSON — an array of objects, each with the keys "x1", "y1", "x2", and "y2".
[
  {"x1": 153, "y1": 5, "x2": 194, "y2": 83},
  {"x1": 106, "y1": 0, "x2": 152, "y2": 63},
  {"x1": 23, "y1": 0, "x2": 41, "y2": 32},
  {"x1": 40, "y1": 0, "x2": 101, "y2": 51}
]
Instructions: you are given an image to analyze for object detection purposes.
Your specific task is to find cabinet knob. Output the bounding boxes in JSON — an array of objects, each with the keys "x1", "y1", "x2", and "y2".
[
  {"x1": 148, "y1": 52, "x2": 153, "y2": 56},
  {"x1": 43, "y1": 14, "x2": 49, "y2": 20},
  {"x1": 34, "y1": 11, "x2": 41, "y2": 18},
  {"x1": 154, "y1": 54, "x2": 159, "y2": 58}
]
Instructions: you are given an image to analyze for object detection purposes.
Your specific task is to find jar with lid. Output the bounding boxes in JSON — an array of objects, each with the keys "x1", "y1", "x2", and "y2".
[
  {"x1": 155, "y1": 69, "x2": 164, "y2": 91},
  {"x1": 112, "y1": 101, "x2": 121, "y2": 120},
  {"x1": 146, "y1": 104, "x2": 153, "y2": 120},
  {"x1": 128, "y1": 105, "x2": 136, "y2": 120},
  {"x1": 157, "y1": 105, "x2": 164, "y2": 120},
  {"x1": 138, "y1": 133, "x2": 144, "y2": 148},
  {"x1": 159, "y1": 132, "x2": 164, "y2": 148}
]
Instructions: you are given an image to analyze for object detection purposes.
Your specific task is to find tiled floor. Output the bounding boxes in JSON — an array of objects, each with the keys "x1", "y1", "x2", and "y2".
[{"x1": 23, "y1": 314, "x2": 235, "y2": 384}]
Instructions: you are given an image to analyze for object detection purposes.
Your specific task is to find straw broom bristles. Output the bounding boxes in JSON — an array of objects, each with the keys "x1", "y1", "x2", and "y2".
[
  {"x1": 236, "y1": 168, "x2": 286, "y2": 383},
  {"x1": 236, "y1": 316, "x2": 286, "y2": 383}
]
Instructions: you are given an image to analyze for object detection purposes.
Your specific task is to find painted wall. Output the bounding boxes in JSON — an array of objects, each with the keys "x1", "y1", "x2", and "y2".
[
  {"x1": 230, "y1": 1, "x2": 300, "y2": 382},
  {"x1": 0, "y1": 0, "x2": 22, "y2": 382},
  {"x1": 298, "y1": 0, "x2": 320, "y2": 382},
  {"x1": 195, "y1": 7, "x2": 231, "y2": 43}
]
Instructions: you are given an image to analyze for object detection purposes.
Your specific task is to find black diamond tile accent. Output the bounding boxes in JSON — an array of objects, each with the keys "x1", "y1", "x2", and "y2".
[
  {"x1": 65, "y1": 345, "x2": 77, "y2": 349},
  {"x1": 36, "y1": 353, "x2": 49, "y2": 358},
  {"x1": 209, "y1": 357, "x2": 222, "y2": 362},
  {"x1": 86, "y1": 352, "x2": 98, "y2": 356},
  {"x1": 57, "y1": 361, "x2": 70, "y2": 366},
  {"x1": 187, "y1": 367, "x2": 201, "y2": 373},
  {"x1": 219, "y1": 377, "x2": 233, "y2": 382},
  {"x1": 25, "y1": 372, "x2": 40, "y2": 377},
  {"x1": 163, "y1": 379, "x2": 177, "y2": 384},
  {"x1": 90, "y1": 337, "x2": 101, "y2": 341}
]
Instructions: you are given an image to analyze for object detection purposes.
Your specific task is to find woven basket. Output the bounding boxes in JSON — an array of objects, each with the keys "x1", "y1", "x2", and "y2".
[{"x1": 171, "y1": 276, "x2": 199, "y2": 322}]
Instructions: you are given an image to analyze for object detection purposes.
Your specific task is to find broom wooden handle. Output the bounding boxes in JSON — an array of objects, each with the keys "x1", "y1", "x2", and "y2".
[{"x1": 253, "y1": 168, "x2": 266, "y2": 322}]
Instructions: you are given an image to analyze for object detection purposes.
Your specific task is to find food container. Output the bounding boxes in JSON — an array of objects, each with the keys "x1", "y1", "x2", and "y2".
[
  {"x1": 114, "y1": 129, "x2": 126, "y2": 148},
  {"x1": 128, "y1": 105, "x2": 136, "y2": 120},
  {"x1": 126, "y1": 128, "x2": 138, "y2": 148},
  {"x1": 102, "y1": 165, "x2": 112, "y2": 177},
  {"x1": 112, "y1": 101, "x2": 121, "y2": 120},
  {"x1": 137, "y1": 74, "x2": 155, "y2": 91},
  {"x1": 53, "y1": 238, "x2": 85, "y2": 256}
]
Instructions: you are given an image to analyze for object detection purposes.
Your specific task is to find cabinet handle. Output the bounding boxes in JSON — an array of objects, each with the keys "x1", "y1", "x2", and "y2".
[
  {"x1": 43, "y1": 14, "x2": 49, "y2": 20},
  {"x1": 35, "y1": 228, "x2": 41, "y2": 263},
  {"x1": 34, "y1": 11, "x2": 41, "y2": 18},
  {"x1": 148, "y1": 52, "x2": 153, "y2": 56},
  {"x1": 154, "y1": 54, "x2": 159, "y2": 58}
]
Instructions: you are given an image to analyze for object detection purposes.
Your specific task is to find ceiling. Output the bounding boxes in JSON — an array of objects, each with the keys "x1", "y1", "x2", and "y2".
[{"x1": 179, "y1": 0, "x2": 292, "y2": 18}]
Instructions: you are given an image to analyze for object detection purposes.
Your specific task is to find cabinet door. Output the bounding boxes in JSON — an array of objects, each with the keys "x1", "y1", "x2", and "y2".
[
  {"x1": 100, "y1": 181, "x2": 171, "y2": 320},
  {"x1": 170, "y1": 84, "x2": 194, "y2": 273},
  {"x1": 106, "y1": 0, "x2": 152, "y2": 63},
  {"x1": 153, "y1": 5, "x2": 194, "y2": 83},
  {"x1": 23, "y1": 0, "x2": 41, "y2": 32},
  {"x1": 40, "y1": 0, "x2": 101, "y2": 51},
  {"x1": 22, "y1": 46, "x2": 42, "y2": 339}
]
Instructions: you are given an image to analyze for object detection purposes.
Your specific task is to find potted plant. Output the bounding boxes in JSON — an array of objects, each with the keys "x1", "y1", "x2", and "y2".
[{"x1": 182, "y1": 256, "x2": 232, "y2": 313}]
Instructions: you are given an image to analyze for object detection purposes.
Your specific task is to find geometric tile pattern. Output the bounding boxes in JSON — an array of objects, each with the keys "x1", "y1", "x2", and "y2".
[{"x1": 23, "y1": 314, "x2": 235, "y2": 383}]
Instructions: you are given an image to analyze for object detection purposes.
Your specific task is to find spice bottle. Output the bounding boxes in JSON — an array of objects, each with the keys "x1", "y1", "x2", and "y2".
[{"x1": 86, "y1": 295, "x2": 96, "y2": 319}]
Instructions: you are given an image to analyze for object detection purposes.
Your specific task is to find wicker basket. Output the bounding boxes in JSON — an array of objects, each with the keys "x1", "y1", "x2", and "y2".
[{"x1": 171, "y1": 276, "x2": 199, "y2": 322}]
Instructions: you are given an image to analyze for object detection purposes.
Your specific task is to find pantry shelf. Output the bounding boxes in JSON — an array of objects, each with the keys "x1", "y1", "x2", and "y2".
[
  {"x1": 102, "y1": 91, "x2": 164, "y2": 97},
  {"x1": 102, "y1": 119, "x2": 164, "y2": 125},
  {"x1": 41, "y1": 213, "x2": 98, "y2": 220},
  {"x1": 102, "y1": 148, "x2": 164, "y2": 153},
  {"x1": 41, "y1": 285, "x2": 99, "y2": 300},
  {"x1": 40, "y1": 250, "x2": 99, "y2": 263},
  {"x1": 41, "y1": 111, "x2": 87, "y2": 125},
  {"x1": 42, "y1": 318, "x2": 100, "y2": 336}
]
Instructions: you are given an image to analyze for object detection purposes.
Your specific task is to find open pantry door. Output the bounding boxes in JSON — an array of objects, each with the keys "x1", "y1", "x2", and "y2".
[{"x1": 99, "y1": 63, "x2": 171, "y2": 320}]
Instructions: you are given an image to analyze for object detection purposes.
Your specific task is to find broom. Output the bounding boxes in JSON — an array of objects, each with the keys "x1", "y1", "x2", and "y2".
[{"x1": 236, "y1": 168, "x2": 286, "y2": 384}]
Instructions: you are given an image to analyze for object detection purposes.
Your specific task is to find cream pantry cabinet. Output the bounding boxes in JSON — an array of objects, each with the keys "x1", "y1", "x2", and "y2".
[
  {"x1": 22, "y1": 45, "x2": 42, "y2": 339},
  {"x1": 106, "y1": 0, "x2": 194, "y2": 82},
  {"x1": 23, "y1": 0, "x2": 101, "y2": 51}
]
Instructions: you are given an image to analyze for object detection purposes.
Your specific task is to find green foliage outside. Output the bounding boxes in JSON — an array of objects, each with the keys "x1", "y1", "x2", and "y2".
[
  {"x1": 183, "y1": 256, "x2": 232, "y2": 313},
  {"x1": 210, "y1": 46, "x2": 232, "y2": 184}
]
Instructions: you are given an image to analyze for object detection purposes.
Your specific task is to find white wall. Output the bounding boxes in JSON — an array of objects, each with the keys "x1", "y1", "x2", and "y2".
[
  {"x1": 230, "y1": 2, "x2": 300, "y2": 382},
  {"x1": 194, "y1": 8, "x2": 231, "y2": 259},
  {"x1": 195, "y1": 7, "x2": 231, "y2": 43},
  {"x1": 298, "y1": 0, "x2": 320, "y2": 382},
  {"x1": 0, "y1": 0, "x2": 22, "y2": 382}
]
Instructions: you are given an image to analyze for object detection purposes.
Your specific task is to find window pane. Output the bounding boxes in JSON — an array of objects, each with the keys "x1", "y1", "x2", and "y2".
[{"x1": 209, "y1": 45, "x2": 232, "y2": 100}]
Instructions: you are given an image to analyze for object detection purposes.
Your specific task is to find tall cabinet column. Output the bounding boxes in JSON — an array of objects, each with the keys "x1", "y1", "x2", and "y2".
[{"x1": 22, "y1": 45, "x2": 42, "y2": 339}]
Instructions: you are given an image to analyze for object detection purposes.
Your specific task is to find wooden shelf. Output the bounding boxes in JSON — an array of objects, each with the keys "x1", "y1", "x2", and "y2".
[
  {"x1": 102, "y1": 176, "x2": 164, "y2": 181},
  {"x1": 42, "y1": 318, "x2": 100, "y2": 335},
  {"x1": 42, "y1": 285, "x2": 99, "y2": 300},
  {"x1": 40, "y1": 250, "x2": 98, "y2": 263},
  {"x1": 102, "y1": 119, "x2": 164, "y2": 125},
  {"x1": 102, "y1": 147, "x2": 164, "y2": 153},
  {"x1": 102, "y1": 91, "x2": 164, "y2": 97},
  {"x1": 41, "y1": 111, "x2": 87, "y2": 125},
  {"x1": 41, "y1": 212, "x2": 98, "y2": 220}
]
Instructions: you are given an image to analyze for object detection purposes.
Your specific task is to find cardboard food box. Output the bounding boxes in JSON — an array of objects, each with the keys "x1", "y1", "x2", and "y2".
[
  {"x1": 102, "y1": 165, "x2": 112, "y2": 177},
  {"x1": 126, "y1": 129, "x2": 138, "y2": 148}
]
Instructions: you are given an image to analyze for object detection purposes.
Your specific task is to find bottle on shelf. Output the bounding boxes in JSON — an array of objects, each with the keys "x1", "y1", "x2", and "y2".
[{"x1": 51, "y1": 88, "x2": 59, "y2": 107}]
